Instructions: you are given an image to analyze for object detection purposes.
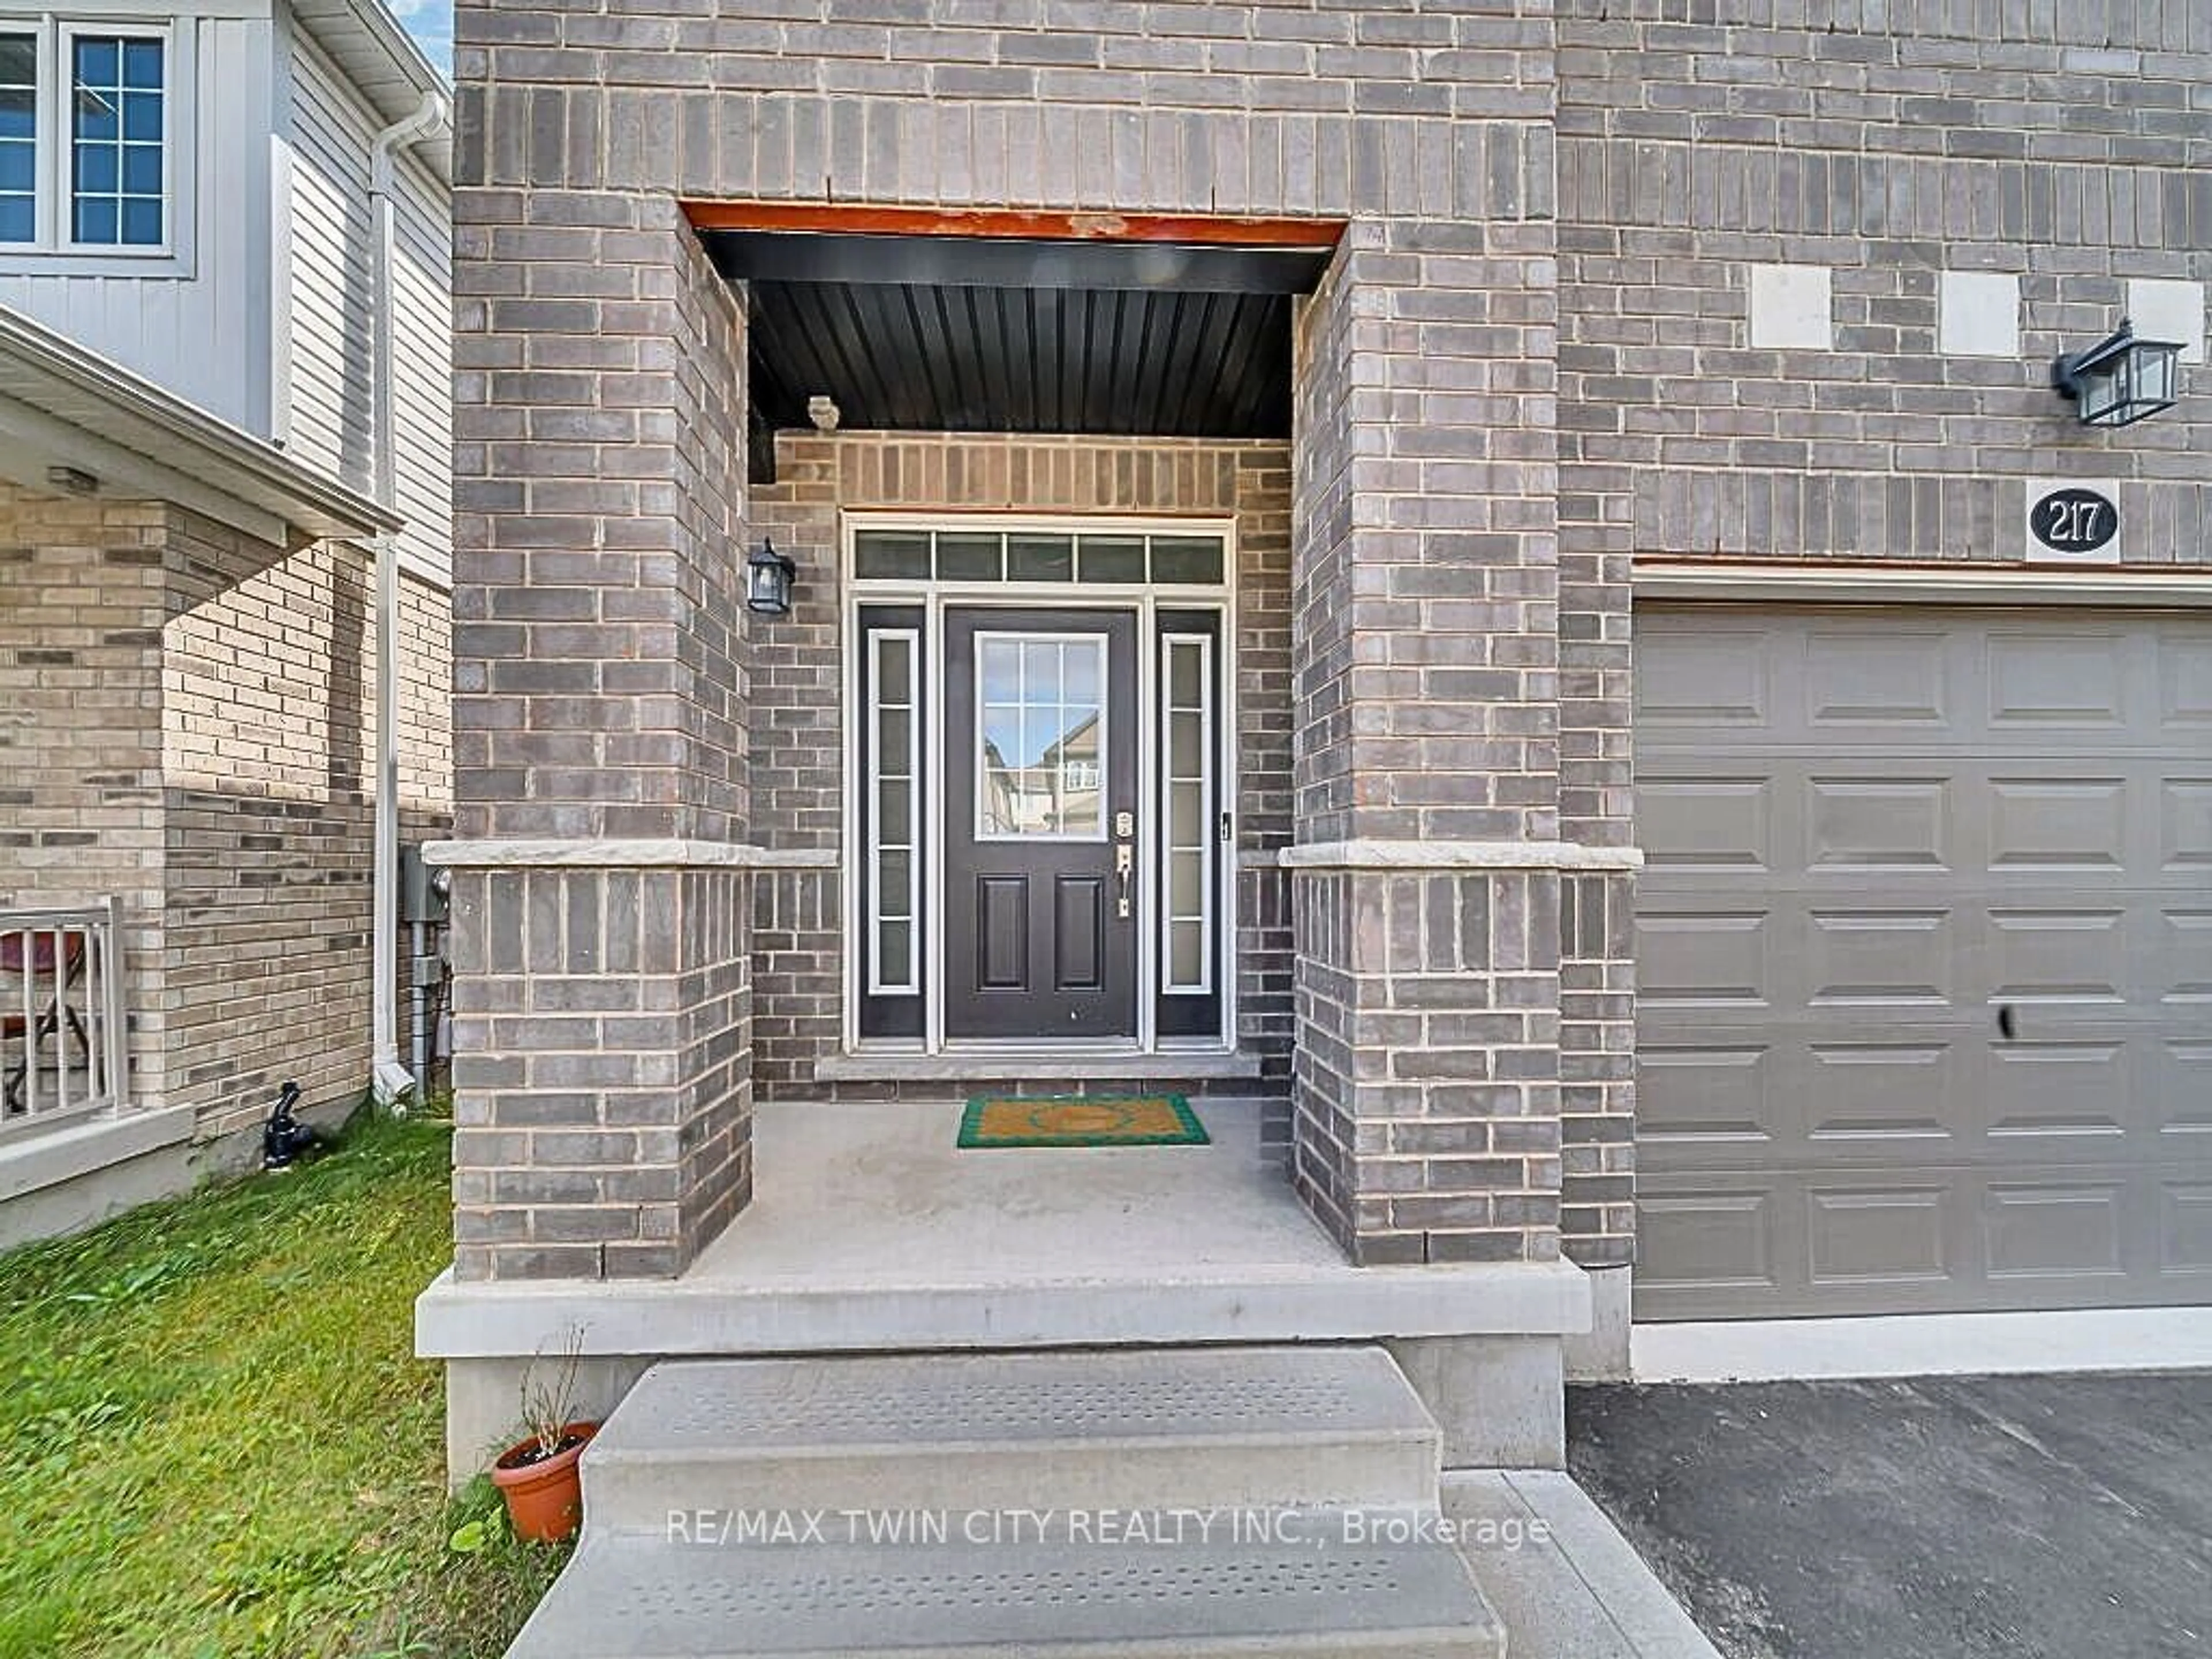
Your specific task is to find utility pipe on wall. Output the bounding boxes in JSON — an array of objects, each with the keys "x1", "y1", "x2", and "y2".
[{"x1": 368, "y1": 90, "x2": 450, "y2": 1108}]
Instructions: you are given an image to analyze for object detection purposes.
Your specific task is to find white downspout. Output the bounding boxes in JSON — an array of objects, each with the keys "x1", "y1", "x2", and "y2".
[{"x1": 369, "y1": 90, "x2": 450, "y2": 1107}]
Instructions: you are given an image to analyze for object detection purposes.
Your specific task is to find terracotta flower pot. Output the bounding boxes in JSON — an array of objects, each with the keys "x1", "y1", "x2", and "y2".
[{"x1": 490, "y1": 1421, "x2": 599, "y2": 1543}]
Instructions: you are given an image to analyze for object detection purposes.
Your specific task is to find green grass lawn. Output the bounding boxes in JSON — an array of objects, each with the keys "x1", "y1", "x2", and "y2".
[{"x1": 0, "y1": 1110, "x2": 563, "y2": 1658}]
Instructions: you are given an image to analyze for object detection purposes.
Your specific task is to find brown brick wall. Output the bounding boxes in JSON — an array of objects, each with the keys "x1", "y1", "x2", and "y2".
[{"x1": 747, "y1": 431, "x2": 1295, "y2": 1101}]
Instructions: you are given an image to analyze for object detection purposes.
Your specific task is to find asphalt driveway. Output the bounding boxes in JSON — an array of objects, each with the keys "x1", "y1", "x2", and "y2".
[{"x1": 1569, "y1": 1374, "x2": 2212, "y2": 1659}]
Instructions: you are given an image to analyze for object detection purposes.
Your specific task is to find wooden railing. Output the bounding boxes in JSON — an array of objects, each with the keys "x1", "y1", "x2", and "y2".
[{"x1": 2, "y1": 898, "x2": 128, "y2": 1133}]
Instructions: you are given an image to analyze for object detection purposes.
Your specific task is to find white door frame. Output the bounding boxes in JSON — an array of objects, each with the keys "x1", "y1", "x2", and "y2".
[{"x1": 839, "y1": 512, "x2": 1241, "y2": 1057}]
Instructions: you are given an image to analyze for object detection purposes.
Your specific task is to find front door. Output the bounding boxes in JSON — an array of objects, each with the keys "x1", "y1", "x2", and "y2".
[{"x1": 943, "y1": 607, "x2": 1139, "y2": 1039}]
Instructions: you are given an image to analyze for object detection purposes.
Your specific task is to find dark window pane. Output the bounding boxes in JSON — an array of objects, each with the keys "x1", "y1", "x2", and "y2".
[
  {"x1": 75, "y1": 141, "x2": 115, "y2": 194},
  {"x1": 0, "y1": 194, "x2": 31, "y2": 243},
  {"x1": 122, "y1": 142, "x2": 159, "y2": 194},
  {"x1": 1077, "y1": 536, "x2": 1145, "y2": 583},
  {"x1": 123, "y1": 40, "x2": 162, "y2": 89},
  {"x1": 74, "y1": 197, "x2": 115, "y2": 243},
  {"x1": 0, "y1": 88, "x2": 33, "y2": 143},
  {"x1": 853, "y1": 531, "x2": 931, "y2": 581},
  {"x1": 0, "y1": 142, "x2": 32, "y2": 191},
  {"x1": 1150, "y1": 536, "x2": 1225, "y2": 585},
  {"x1": 0, "y1": 36, "x2": 36, "y2": 86},
  {"x1": 73, "y1": 92, "x2": 116, "y2": 142},
  {"x1": 121, "y1": 90, "x2": 160, "y2": 142},
  {"x1": 74, "y1": 39, "x2": 117, "y2": 86},
  {"x1": 1006, "y1": 533, "x2": 1073, "y2": 582},
  {"x1": 935, "y1": 532, "x2": 1002, "y2": 581},
  {"x1": 119, "y1": 196, "x2": 160, "y2": 244}
]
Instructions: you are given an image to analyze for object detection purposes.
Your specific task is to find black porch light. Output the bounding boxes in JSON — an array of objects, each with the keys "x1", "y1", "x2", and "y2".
[
  {"x1": 2051, "y1": 319, "x2": 2183, "y2": 428},
  {"x1": 745, "y1": 537, "x2": 797, "y2": 616}
]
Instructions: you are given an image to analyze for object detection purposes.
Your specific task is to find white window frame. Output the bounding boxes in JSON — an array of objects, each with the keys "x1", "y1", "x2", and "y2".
[
  {"x1": 0, "y1": 14, "x2": 191, "y2": 266},
  {"x1": 840, "y1": 510, "x2": 1243, "y2": 1058}
]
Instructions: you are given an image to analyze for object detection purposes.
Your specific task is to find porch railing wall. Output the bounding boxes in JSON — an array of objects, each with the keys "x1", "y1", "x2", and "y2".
[{"x1": 2, "y1": 897, "x2": 128, "y2": 1133}]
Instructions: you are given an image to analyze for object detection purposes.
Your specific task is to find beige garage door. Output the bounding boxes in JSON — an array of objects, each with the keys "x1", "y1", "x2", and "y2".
[{"x1": 1635, "y1": 604, "x2": 2212, "y2": 1321}]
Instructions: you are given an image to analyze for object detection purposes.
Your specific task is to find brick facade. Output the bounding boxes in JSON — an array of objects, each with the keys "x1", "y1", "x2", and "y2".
[
  {"x1": 448, "y1": 0, "x2": 2210, "y2": 1286},
  {"x1": 0, "y1": 482, "x2": 453, "y2": 1141}
]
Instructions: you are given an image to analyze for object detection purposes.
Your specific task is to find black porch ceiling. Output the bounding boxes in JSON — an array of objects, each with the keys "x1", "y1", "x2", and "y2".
[
  {"x1": 696, "y1": 228, "x2": 1332, "y2": 471},
  {"x1": 748, "y1": 282, "x2": 1293, "y2": 438}
]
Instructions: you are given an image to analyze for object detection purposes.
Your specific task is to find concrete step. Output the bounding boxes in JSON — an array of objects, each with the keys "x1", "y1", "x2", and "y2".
[
  {"x1": 506, "y1": 1528, "x2": 1506, "y2": 1659},
  {"x1": 581, "y1": 1346, "x2": 1442, "y2": 1527}
]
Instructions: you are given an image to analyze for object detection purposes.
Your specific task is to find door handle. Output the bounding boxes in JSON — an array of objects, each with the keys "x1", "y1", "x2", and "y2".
[{"x1": 1114, "y1": 842, "x2": 1132, "y2": 919}]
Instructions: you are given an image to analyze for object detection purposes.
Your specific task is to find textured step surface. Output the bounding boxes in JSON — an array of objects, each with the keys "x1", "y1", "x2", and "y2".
[
  {"x1": 506, "y1": 1531, "x2": 1506, "y2": 1659},
  {"x1": 582, "y1": 1346, "x2": 1442, "y2": 1524}
]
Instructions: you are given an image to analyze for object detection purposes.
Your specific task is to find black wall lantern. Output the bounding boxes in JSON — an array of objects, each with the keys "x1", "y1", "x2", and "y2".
[
  {"x1": 745, "y1": 537, "x2": 797, "y2": 616},
  {"x1": 2051, "y1": 319, "x2": 2183, "y2": 429}
]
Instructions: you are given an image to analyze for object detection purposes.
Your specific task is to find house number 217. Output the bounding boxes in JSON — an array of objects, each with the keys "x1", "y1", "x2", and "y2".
[{"x1": 2030, "y1": 487, "x2": 2119, "y2": 555}]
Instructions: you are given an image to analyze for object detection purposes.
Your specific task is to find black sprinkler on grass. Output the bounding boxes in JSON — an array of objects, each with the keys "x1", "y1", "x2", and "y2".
[{"x1": 262, "y1": 1080, "x2": 320, "y2": 1171}]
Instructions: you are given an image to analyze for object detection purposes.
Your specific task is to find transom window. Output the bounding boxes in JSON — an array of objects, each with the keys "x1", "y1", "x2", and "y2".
[
  {"x1": 855, "y1": 528, "x2": 1226, "y2": 588},
  {"x1": 0, "y1": 21, "x2": 173, "y2": 252}
]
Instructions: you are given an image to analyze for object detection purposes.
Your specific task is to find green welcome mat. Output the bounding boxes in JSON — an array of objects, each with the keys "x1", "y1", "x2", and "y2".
[{"x1": 957, "y1": 1094, "x2": 1209, "y2": 1149}]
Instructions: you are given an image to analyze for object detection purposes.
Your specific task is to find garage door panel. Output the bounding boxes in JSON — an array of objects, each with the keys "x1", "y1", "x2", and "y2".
[
  {"x1": 1807, "y1": 775, "x2": 1953, "y2": 870},
  {"x1": 1637, "y1": 1043, "x2": 1774, "y2": 1149},
  {"x1": 1640, "y1": 777, "x2": 1771, "y2": 870},
  {"x1": 2156, "y1": 627, "x2": 2212, "y2": 726},
  {"x1": 1637, "y1": 910, "x2": 1771, "y2": 1008},
  {"x1": 1635, "y1": 1186, "x2": 1779, "y2": 1294},
  {"x1": 1637, "y1": 604, "x2": 2212, "y2": 1321},
  {"x1": 2160, "y1": 778, "x2": 2212, "y2": 870},
  {"x1": 1983, "y1": 1180, "x2": 2130, "y2": 1281},
  {"x1": 2160, "y1": 1183, "x2": 2212, "y2": 1275},
  {"x1": 1806, "y1": 1184, "x2": 1953, "y2": 1287},
  {"x1": 1804, "y1": 629, "x2": 1951, "y2": 728},
  {"x1": 1804, "y1": 908, "x2": 1955, "y2": 1008},
  {"x1": 1986, "y1": 628, "x2": 2133, "y2": 729},
  {"x1": 1987, "y1": 775, "x2": 2130, "y2": 871},
  {"x1": 1984, "y1": 1040, "x2": 2134, "y2": 1143},
  {"x1": 1985, "y1": 907, "x2": 2129, "y2": 1005}
]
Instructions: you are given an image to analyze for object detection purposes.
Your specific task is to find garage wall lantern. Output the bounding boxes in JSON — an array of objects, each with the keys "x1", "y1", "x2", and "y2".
[
  {"x1": 2051, "y1": 319, "x2": 2183, "y2": 428},
  {"x1": 745, "y1": 537, "x2": 797, "y2": 616}
]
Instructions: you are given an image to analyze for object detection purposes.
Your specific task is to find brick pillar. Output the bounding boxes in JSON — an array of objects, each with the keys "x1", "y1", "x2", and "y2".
[
  {"x1": 444, "y1": 186, "x2": 755, "y2": 1281},
  {"x1": 1286, "y1": 207, "x2": 1566, "y2": 1267}
]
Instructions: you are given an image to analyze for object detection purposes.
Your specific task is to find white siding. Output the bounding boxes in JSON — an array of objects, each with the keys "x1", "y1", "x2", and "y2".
[
  {"x1": 389, "y1": 146, "x2": 450, "y2": 583},
  {"x1": 0, "y1": 14, "x2": 275, "y2": 434},
  {"x1": 281, "y1": 18, "x2": 449, "y2": 581},
  {"x1": 281, "y1": 27, "x2": 372, "y2": 495}
]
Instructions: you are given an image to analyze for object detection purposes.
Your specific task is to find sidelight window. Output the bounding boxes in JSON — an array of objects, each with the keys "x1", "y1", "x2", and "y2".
[
  {"x1": 1160, "y1": 634, "x2": 1214, "y2": 995},
  {"x1": 866, "y1": 630, "x2": 920, "y2": 995}
]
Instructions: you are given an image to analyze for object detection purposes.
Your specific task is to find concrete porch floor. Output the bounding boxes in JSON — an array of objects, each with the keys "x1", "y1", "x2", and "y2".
[{"x1": 418, "y1": 1099, "x2": 1589, "y2": 1474}]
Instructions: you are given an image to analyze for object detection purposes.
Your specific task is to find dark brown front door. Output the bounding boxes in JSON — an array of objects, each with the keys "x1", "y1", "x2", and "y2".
[{"x1": 944, "y1": 607, "x2": 1139, "y2": 1039}]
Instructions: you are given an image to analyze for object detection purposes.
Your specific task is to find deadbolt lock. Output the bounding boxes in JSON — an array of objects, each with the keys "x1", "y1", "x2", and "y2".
[{"x1": 1114, "y1": 810, "x2": 1135, "y2": 838}]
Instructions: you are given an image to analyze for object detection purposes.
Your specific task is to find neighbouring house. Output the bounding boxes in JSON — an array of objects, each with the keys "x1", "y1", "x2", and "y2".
[
  {"x1": 421, "y1": 0, "x2": 2210, "y2": 1549},
  {"x1": 0, "y1": 0, "x2": 453, "y2": 1244}
]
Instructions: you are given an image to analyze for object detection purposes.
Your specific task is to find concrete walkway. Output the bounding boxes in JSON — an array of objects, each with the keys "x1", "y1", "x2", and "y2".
[{"x1": 1569, "y1": 1374, "x2": 2212, "y2": 1659}]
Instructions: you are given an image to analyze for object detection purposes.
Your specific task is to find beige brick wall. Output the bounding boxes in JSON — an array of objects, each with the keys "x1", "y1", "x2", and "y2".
[
  {"x1": 1, "y1": 480, "x2": 452, "y2": 1142},
  {"x1": 0, "y1": 486, "x2": 172, "y2": 1102}
]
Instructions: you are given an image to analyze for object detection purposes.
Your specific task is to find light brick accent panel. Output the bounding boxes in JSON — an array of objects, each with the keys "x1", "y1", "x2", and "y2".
[
  {"x1": 0, "y1": 483, "x2": 453, "y2": 1140},
  {"x1": 449, "y1": 186, "x2": 754, "y2": 1280},
  {"x1": 747, "y1": 431, "x2": 1295, "y2": 1103}
]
